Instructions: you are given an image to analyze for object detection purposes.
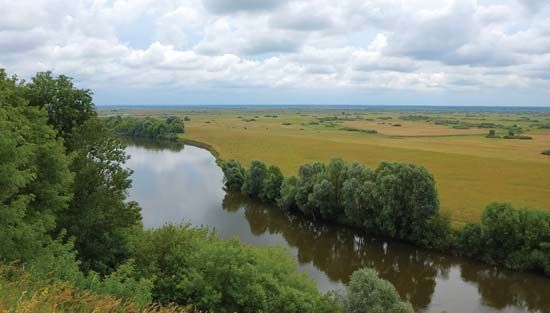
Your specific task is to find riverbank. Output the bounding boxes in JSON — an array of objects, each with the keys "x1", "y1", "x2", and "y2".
[{"x1": 125, "y1": 140, "x2": 550, "y2": 313}]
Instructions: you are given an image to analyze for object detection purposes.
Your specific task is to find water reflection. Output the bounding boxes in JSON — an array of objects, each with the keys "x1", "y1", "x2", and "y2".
[
  {"x1": 126, "y1": 140, "x2": 550, "y2": 313},
  {"x1": 224, "y1": 194, "x2": 550, "y2": 313}
]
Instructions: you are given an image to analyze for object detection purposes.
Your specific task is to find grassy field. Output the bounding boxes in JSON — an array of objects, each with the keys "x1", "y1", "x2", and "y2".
[{"x1": 100, "y1": 107, "x2": 550, "y2": 225}]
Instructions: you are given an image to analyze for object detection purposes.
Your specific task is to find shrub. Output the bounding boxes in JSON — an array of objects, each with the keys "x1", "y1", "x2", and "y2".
[
  {"x1": 541, "y1": 150, "x2": 550, "y2": 156},
  {"x1": 337, "y1": 268, "x2": 413, "y2": 313},
  {"x1": 133, "y1": 225, "x2": 339, "y2": 313},
  {"x1": 221, "y1": 160, "x2": 246, "y2": 192}
]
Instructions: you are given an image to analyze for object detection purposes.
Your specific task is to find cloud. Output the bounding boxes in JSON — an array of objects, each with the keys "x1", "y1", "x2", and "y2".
[
  {"x1": 516, "y1": 0, "x2": 549, "y2": 14},
  {"x1": 202, "y1": 0, "x2": 286, "y2": 14},
  {"x1": 1, "y1": 0, "x2": 549, "y2": 105}
]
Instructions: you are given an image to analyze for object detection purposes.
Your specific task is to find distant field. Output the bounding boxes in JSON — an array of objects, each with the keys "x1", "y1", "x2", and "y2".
[{"x1": 99, "y1": 107, "x2": 550, "y2": 225}]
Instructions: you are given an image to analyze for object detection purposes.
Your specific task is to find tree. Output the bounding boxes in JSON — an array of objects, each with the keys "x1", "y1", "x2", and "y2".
[
  {"x1": 260, "y1": 165, "x2": 284, "y2": 203},
  {"x1": 338, "y1": 268, "x2": 413, "y2": 313},
  {"x1": 242, "y1": 160, "x2": 267, "y2": 198},
  {"x1": 0, "y1": 70, "x2": 73, "y2": 262},
  {"x1": 479, "y1": 202, "x2": 522, "y2": 263},
  {"x1": 309, "y1": 180, "x2": 337, "y2": 220},
  {"x1": 133, "y1": 224, "x2": 339, "y2": 313},
  {"x1": 371, "y1": 162, "x2": 439, "y2": 242},
  {"x1": 22, "y1": 71, "x2": 95, "y2": 151},
  {"x1": 222, "y1": 160, "x2": 246, "y2": 192},
  {"x1": 278, "y1": 176, "x2": 299, "y2": 212},
  {"x1": 57, "y1": 118, "x2": 142, "y2": 275}
]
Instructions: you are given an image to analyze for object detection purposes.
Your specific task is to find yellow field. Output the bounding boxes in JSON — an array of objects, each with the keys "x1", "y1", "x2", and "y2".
[{"x1": 101, "y1": 108, "x2": 550, "y2": 225}]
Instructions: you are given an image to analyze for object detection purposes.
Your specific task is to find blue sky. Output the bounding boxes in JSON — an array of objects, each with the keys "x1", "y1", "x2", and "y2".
[{"x1": 2, "y1": 0, "x2": 550, "y2": 106}]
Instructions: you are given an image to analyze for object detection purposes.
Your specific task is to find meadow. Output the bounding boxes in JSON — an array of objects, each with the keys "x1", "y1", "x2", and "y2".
[{"x1": 100, "y1": 107, "x2": 550, "y2": 225}]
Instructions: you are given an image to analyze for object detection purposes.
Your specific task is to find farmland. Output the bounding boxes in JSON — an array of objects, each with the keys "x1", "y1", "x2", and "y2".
[{"x1": 99, "y1": 106, "x2": 550, "y2": 225}]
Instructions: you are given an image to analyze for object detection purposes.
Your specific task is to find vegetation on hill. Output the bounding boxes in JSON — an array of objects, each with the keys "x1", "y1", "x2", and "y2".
[
  {"x1": 223, "y1": 158, "x2": 550, "y2": 275},
  {"x1": 1, "y1": 69, "x2": 415, "y2": 312}
]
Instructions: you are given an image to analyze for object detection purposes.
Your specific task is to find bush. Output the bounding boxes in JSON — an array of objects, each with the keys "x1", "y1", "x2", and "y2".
[
  {"x1": 337, "y1": 268, "x2": 413, "y2": 313},
  {"x1": 133, "y1": 225, "x2": 339, "y2": 313},
  {"x1": 541, "y1": 150, "x2": 550, "y2": 156}
]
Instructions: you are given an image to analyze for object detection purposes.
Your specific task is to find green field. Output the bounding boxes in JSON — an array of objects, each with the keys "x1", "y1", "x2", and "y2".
[{"x1": 100, "y1": 107, "x2": 550, "y2": 225}]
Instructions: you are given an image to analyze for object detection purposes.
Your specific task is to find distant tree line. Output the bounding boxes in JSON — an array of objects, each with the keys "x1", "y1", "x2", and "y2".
[
  {"x1": 1, "y1": 68, "x2": 414, "y2": 313},
  {"x1": 223, "y1": 158, "x2": 550, "y2": 276},
  {"x1": 103, "y1": 115, "x2": 184, "y2": 141}
]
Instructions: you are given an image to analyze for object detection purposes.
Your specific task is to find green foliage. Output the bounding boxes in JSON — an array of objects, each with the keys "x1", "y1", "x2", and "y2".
[
  {"x1": 337, "y1": 268, "x2": 413, "y2": 313},
  {"x1": 221, "y1": 159, "x2": 246, "y2": 191},
  {"x1": 486, "y1": 129, "x2": 498, "y2": 138},
  {"x1": 0, "y1": 70, "x2": 73, "y2": 262},
  {"x1": 58, "y1": 118, "x2": 142, "y2": 275},
  {"x1": 542, "y1": 150, "x2": 550, "y2": 156},
  {"x1": 457, "y1": 203, "x2": 550, "y2": 274},
  {"x1": 104, "y1": 115, "x2": 185, "y2": 141},
  {"x1": 370, "y1": 162, "x2": 439, "y2": 242},
  {"x1": 260, "y1": 165, "x2": 284, "y2": 203},
  {"x1": 132, "y1": 224, "x2": 338, "y2": 313},
  {"x1": 21, "y1": 71, "x2": 96, "y2": 151},
  {"x1": 241, "y1": 160, "x2": 268, "y2": 198},
  {"x1": 276, "y1": 159, "x2": 441, "y2": 245}
]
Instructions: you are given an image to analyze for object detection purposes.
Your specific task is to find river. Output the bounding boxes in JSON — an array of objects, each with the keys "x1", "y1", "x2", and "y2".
[{"x1": 125, "y1": 139, "x2": 550, "y2": 313}]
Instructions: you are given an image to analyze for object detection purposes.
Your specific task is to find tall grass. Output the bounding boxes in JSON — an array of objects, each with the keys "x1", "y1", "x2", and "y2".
[{"x1": 0, "y1": 266, "x2": 197, "y2": 313}]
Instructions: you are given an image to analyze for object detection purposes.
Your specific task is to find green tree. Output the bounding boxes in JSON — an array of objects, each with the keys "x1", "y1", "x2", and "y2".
[
  {"x1": 309, "y1": 180, "x2": 337, "y2": 220},
  {"x1": 371, "y1": 162, "x2": 439, "y2": 242},
  {"x1": 242, "y1": 160, "x2": 267, "y2": 198},
  {"x1": 0, "y1": 70, "x2": 73, "y2": 262},
  {"x1": 278, "y1": 176, "x2": 299, "y2": 212},
  {"x1": 22, "y1": 71, "x2": 95, "y2": 150},
  {"x1": 260, "y1": 165, "x2": 284, "y2": 203},
  {"x1": 338, "y1": 268, "x2": 413, "y2": 313},
  {"x1": 479, "y1": 202, "x2": 522, "y2": 263},
  {"x1": 222, "y1": 159, "x2": 246, "y2": 192},
  {"x1": 57, "y1": 118, "x2": 142, "y2": 275},
  {"x1": 133, "y1": 224, "x2": 339, "y2": 313}
]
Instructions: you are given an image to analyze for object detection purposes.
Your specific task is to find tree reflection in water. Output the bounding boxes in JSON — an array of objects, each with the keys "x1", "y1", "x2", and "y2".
[{"x1": 222, "y1": 192, "x2": 550, "y2": 313}]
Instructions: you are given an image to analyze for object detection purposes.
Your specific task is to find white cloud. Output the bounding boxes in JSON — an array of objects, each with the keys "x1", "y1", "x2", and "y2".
[{"x1": 1, "y1": 0, "x2": 549, "y2": 105}]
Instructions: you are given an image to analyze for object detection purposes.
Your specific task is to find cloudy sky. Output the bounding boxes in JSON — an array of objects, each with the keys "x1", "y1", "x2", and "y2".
[{"x1": 2, "y1": 0, "x2": 550, "y2": 106}]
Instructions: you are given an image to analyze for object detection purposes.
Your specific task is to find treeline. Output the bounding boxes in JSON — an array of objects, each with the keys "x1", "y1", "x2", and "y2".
[
  {"x1": 103, "y1": 115, "x2": 184, "y2": 141},
  {"x1": 223, "y1": 158, "x2": 550, "y2": 276},
  {"x1": 1, "y1": 69, "x2": 414, "y2": 313}
]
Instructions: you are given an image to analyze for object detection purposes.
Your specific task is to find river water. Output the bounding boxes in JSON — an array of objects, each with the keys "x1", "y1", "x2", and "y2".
[{"x1": 125, "y1": 140, "x2": 550, "y2": 313}]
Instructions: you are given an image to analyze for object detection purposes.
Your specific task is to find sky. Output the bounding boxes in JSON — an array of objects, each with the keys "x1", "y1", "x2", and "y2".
[{"x1": 1, "y1": 0, "x2": 550, "y2": 106}]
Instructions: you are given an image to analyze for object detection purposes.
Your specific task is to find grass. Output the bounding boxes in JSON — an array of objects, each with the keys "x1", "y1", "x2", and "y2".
[
  {"x1": 0, "y1": 266, "x2": 194, "y2": 313},
  {"x1": 99, "y1": 107, "x2": 550, "y2": 225}
]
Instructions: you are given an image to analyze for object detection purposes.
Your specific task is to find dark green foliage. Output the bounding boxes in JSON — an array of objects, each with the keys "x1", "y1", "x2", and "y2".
[
  {"x1": 337, "y1": 268, "x2": 414, "y2": 313},
  {"x1": 104, "y1": 115, "x2": 184, "y2": 141},
  {"x1": 458, "y1": 224, "x2": 483, "y2": 257},
  {"x1": 277, "y1": 176, "x2": 299, "y2": 211},
  {"x1": 58, "y1": 118, "x2": 142, "y2": 275},
  {"x1": 503, "y1": 135, "x2": 533, "y2": 140},
  {"x1": 0, "y1": 70, "x2": 73, "y2": 262},
  {"x1": 542, "y1": 150, "x2": 550, "y2": 156},
  {"x1": 260, "y1": 165, "x2": 284, "y2": 203},
  {"x1": 221, "y1": 159, "x2": 246, "y2": 191},
  {"x1": 229, "y1": 155, "x2": 444, "y2": 248},
  {"x1": 242, "y1": 160, "x2": 268, "y2": 198},
  {"x1": 457, "y1": 203, "x2": 550, "y2": 274},
  {"x1": 21, "y1": 71, "x2": 96, "y2": 151},
  {"x1": 341, "y1": 127, "x2": 378, "y2": 134},
  {"x1": 132, "y1": 224, "x2": 339, "y2": 313},
  {"x1": 370, "y1": 162, "x2": 439, "y2": 242},
  {"x1": 486, "y1": 129, "x2": 498, "y2": 138}
]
